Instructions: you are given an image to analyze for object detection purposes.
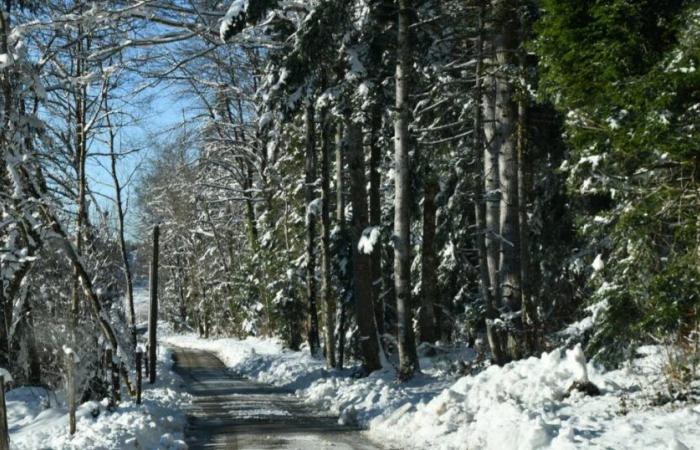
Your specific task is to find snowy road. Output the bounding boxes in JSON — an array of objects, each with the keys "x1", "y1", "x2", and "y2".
[{"x1": 171, "y1": 347, "x2": 383, "y2": 449}]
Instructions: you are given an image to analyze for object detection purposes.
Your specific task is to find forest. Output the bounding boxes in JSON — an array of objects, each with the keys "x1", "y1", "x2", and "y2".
[{"x1": 1, "y1": 0, "x2": 699, "y2": 449}]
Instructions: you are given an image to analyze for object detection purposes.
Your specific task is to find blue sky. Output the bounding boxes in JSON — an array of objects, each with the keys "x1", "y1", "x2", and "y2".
[{"x1": 86, "y1": 82, "x2": 199, "y2": 241}]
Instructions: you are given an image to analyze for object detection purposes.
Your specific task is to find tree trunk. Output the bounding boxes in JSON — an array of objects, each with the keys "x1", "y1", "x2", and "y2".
[
  {"x1": 518, "y1": 98, "x2": 536, "y2": 352},
  {"x1": 320, "y1": 109, "x2": 336, "y2": 369},
  {"x1": 418, "y1": 175, "x2": 438, "y2": 343},
  {"x1": 24, "y1": 294, "x2": 40, "y2": 385},
  {"x1": 148, "y1": 225, "x2": 159, "y2": 384},
  {"x1": 0, "y1": 264, "x2": 8, "y2": 369},
  {"x1": 71, "y1": 30, "x2": 87, "y2": 347},
  {"x1": 347, "y1": 117, "x2": 381, "y2": 373},
  {"x1": 304, "y1": 103, "x2": 321, "y2": 354},
  {"x1": 494, "y1": 0, "x2": 521, "y2": 313},
  {"x1": 368, "y1": 102, "x2": 384, "y2": 336},
  {"x1": 482, "y1": 16, "x2": 501, "y2": 309},
  {"x1": 394, "y1": 0, "x2": 420, "y2": 380},
  {"x1": 477, "y1": 1, "x2": 507, "y2": 364},
  {"x1": 105, "y1": 92, "x2": 136, "y2": 343},
  {"x1": 335, "y1": 124, "x2": 348, "y2": 369},
  {"x1": 244, "y1": 165, "x2": 260, "y2": 253}
]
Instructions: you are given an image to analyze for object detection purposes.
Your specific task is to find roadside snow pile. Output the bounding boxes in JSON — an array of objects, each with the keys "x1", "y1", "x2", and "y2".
[
  {"x1": 8, "y1": 347, "x2": 190, "y2": 450},
  {"x1": 370, "y1": 345, "x2": 700, "y2": 449},
  {"x1": 164, "y1": 333, "x2": 700, "y2": 450}
]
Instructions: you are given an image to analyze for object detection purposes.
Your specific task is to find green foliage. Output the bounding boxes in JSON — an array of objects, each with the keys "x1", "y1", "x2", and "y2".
[{"x1": 536, "y1": 0, "x2": 700, "y2": 365}]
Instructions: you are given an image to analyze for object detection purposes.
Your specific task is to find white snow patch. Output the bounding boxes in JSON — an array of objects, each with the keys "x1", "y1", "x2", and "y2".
[
  {"x1": 8, "y1": 347, "x2": 189, "y2": 449},
  {"x1": 592, "y1": 254, "x2": 605, "y2": 272},
  {"x1": 358, "y1": 226, "x2": 381, "y2": 255}
]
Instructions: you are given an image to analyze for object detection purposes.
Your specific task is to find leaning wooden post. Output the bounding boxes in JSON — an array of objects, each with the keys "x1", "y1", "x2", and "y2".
[
  {"x1": 144, "y1": 344, "x2": 150, "y2": 377},
  {"x1": 148, "y1": 224, "x2": 159, "y2": 384},
  {"x1": 63, "y1": 348, "x2": 77, "y2": 436},
  {"x1": 111, "y1": 358, "x2": 121, "y2": 404},
  {"x1": 105, "y1": 348, "x2": 116, "y2": 405},
  {"x1": 135, "y1": 349, "x2": 143, "y2": 405},
  {"x1": 0, "y1": 374, "x2": 10, "y2": 450}
]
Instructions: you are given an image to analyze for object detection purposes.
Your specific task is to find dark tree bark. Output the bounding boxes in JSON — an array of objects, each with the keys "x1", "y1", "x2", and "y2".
[
  {"x1": 304, "y1": 103, "x2": 320, "y2": 354},
  {"x1": 418, "y1": 175, "x2": 439, "y2": 343},
  {"x1": 494, "y1": 0, "x2": 521, "y2": 313},
  {"x1": 368, "y1": 102, "x2": 384, "y2": 337},
  {"x1": 518, "y1": 97, "x2": 536, "y2": 352},
  {"x1": 319, "y1": 109, "x2": 336, "y2": 368},
  {"x1": 347, "y1": 117, "x2": 381, "y2": 373},
  {"x1": 335, "y1": 124, "x2": 348, "y2": 369},
  {"x1": 394, "y1": 0, "x2": 420, "y2": 380}
]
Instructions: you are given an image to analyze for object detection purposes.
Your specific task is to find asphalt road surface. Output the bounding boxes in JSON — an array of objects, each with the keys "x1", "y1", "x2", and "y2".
[{"x1": 171, "y1": 347, "x2": 384, "y2": 450}]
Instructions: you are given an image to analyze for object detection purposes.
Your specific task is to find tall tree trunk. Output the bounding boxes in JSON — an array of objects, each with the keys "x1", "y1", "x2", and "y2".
[
  {"x1": 320, "y1": 109, "x2": 336, "y2": 368},
  {"x1": 24, "y1": 294, "x2": 41, "y2": 386},
  {"x1": 482, "y1": 15, "x2": 501, "y2": 309},
  {"x1": 494, "y1": 0, "x2": 521, "y2": 313},
  {"x1": 335, "y1": 124, "x2": 348, "y2": 369},
  {"x1": 368, "y1": 103, "x2": 384, "y2": 337},
  {"x1": 304, "y1": 103, "x2": 320, "y2": 354},
  {"x1": 394, "y1": 0, "x2": 420, "y2": 379},
  {"x1": 477, "y1": 1, "x2": 507, "y2": 364},
  {"x1": 105, "y1": 92, "x2": 136, "y2": 343},
  {"x1": 71, "y1": 29, "x2": 86, "y2": 346},
  {"x1": 518, "y1": 98, "x2": 536, "y2": 352},
  {"x1": 418, "y1": 175, "x2": 438, "y2": 343},
  {"x1": 347, "y1": 117, "x2": 381, "y2": 373},
  {"x1": 0, "y1": 10, "x2": 14, "y2": 369},
  {"x1": 0, "y1": 264, "x2": 6, "y2": 369},
  {"x1": 244, "y1": 165, "x2": 259, "y2": 252}
]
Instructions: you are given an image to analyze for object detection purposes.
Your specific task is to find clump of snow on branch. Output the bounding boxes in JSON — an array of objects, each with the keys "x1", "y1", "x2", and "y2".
[
  {"x1": 0, "y1": 368, "x2": 12, "y2": 383},
  {"x1": 591, "y1": 254, "x2": 605, "y2": 272},
  {"x1": 358, "y1": 226, "x2": 380, "y2": 255},
  {"x1": 220, "y1": 0, "x2": 250, "y2": 42},
  {"x1": 306, "y1": 198, "x2": 322, "y2": 222}
]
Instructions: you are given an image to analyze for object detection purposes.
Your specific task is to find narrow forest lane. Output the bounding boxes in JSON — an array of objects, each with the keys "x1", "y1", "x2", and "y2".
[{"x1": 171, "y1": 347, "x2": 384, "y2": 449}]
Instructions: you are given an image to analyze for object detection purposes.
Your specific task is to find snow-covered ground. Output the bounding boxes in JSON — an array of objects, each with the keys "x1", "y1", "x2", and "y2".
[
  {"x1": 7, "y1": 345, "x2": 189, "y2": 450},
  {"x1": 163, "y1": 334, "x2": 700, "y2": 450}
]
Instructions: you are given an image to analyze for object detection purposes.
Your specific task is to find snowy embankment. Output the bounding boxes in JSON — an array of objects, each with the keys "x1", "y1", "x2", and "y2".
[
  {"x1": 164, "y1": 334, "x2": 700, "y2": 450},
  {"x1": 7, "y1": 346, "x2": 189, "y2": 450}
]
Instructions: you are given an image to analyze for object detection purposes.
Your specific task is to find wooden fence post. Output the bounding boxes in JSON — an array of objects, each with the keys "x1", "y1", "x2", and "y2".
[
  {"x1": 144, "y1": 344, "x2": 149, "y2": 377},
  {"x1": 105, "y1": 348, "x2": 120, "y2": 405},
  {"x1": 135, "y1": 350, "x2": 142, "y2": 405},
  {"x1": 148, "y1": 224, "x2": 159, "y2": 384},
  {"x1": 65, "y1": 349, "x2": 77, "y2": 435},
  {"x1": 0, "y1": 375, "x2": 9, "y2": 450},
  {"x1": 112, "y1": 360, "x2": 121, "y2": 403}
]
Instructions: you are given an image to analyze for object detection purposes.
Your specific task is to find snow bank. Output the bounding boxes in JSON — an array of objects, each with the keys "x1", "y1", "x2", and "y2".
[
  {"x1": 8, "y1": 347, "x2": 190, "y2": 450},
  {"x1": 165, "y1": 333, "x2": 700, "y2": 450},
  {"x1": 371, "y1": 346, "x2": 700, "y2": 449}
]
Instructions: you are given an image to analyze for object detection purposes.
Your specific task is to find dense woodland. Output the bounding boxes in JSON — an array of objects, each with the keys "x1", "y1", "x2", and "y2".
[{"x1": 0, "y1": 0, "x2": 699, "y2": 402}]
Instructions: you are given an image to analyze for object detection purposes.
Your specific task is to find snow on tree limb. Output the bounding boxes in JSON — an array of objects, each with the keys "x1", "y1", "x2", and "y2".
[
  {"x1": 220, "y1": 0, "x2": 249, "y2": 42},
  {"x1": 219, "y1": 0, "x2": 281, "y2": 42}
]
